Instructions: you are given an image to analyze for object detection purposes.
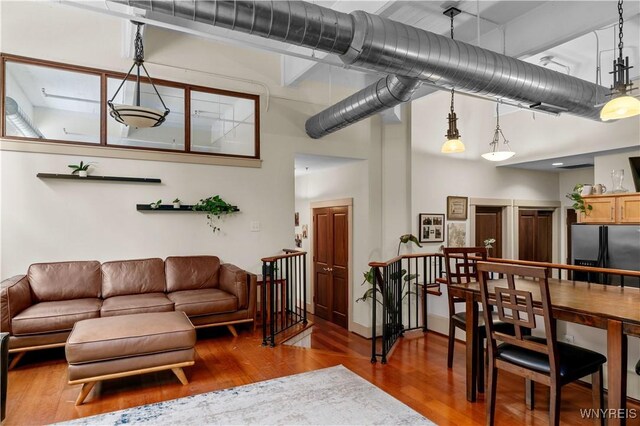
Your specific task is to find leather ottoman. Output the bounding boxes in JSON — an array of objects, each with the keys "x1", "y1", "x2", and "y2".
[{"x1": 66, "y1": 311, "x2": 196, "y2": 405}]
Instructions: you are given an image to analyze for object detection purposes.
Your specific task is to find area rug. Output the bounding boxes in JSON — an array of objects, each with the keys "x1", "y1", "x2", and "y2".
[{"x1": 57, "y1": 365, "x2": 434, "y2": 425}]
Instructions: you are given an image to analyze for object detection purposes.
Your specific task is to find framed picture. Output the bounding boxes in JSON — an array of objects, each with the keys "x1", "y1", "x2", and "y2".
[
  {"x1": 302, "y1": 224, "x2": 308, "y2": 239},
  {"x1": 447, "y1": 196, "x2": 468, "y2": 220},
  {"x1": 418, "y1": 213, "x2": 445, "y2": 243},
  {"x1": 447, "y1": 223, "x2": 466, "y2": 247},
  {"x1": 294, "y1": 212, "x2": 300, "y2": 226}
]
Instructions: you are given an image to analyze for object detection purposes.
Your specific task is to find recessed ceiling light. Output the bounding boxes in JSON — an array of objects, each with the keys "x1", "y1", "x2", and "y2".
[{"x1": 552, "y1": 162, "x2": 564, "y2": 166}]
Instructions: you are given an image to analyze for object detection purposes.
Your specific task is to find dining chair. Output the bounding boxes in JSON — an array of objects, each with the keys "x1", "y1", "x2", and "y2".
[
  {"x1": 442, "y1": 247, "x2": 515, "y2": 393},
  {"x1": 477, "y1": 261, "x2": 606, "y2": 426}
]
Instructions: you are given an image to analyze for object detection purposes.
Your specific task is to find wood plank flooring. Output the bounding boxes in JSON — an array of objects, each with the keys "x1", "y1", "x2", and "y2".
[{"x1": 4, "y1": 316, "x2": 639, "y2": 425}]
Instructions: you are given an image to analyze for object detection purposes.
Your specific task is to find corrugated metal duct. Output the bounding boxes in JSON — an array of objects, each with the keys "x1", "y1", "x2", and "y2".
[{"x1": 113, "y1": 1, "x2": 607, "y2": 139}]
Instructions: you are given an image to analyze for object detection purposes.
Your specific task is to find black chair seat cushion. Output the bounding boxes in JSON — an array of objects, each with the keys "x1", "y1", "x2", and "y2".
[
  {"x1": 451, "y1": 311, "x2": 515, "y2": 337},
  {"x1": 497, "y1": 336, "x2": 606, "y2": 383}
]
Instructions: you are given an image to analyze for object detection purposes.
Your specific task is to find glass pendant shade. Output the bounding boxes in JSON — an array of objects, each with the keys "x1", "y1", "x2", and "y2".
[
  {"x1": 600, "y1": 95, "x2": 640, "y2": 121},
  {"x1": 109, "y1": 105, "x2": 168, "y2": 128},
  {"x1": 481, "y1": 150, "x2": 515, "y2": 162},
  {"x1": 441, "y1": 138, "x2": 465, "y2": 153}
]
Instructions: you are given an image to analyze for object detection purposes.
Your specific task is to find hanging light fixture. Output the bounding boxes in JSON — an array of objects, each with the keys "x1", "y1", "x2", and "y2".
[
  {"x1": 441, "y1": 7, "x2": 464, "y2": 154},
  {"x1": 482, "y1": 102, "x2": 515, "y2": 162},
  {"x1": 600, "y1": 0, "x2": 640, "y2": 121},
  {"x1": 108, "y1": 22, "x2": 170, "y2": 128}
]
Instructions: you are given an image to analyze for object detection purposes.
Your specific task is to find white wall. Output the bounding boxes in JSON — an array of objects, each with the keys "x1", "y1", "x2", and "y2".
[
  {"x1": 594, "y1": 149, "x2": 640, "y2": 193},
  {"x1": 0, "y1": 2, "x2": 382, "y2": 279}
]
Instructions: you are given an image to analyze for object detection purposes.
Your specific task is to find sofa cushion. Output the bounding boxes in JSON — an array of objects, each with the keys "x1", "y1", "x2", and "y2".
[
  {"x1": 27, "y1": 261, "x2": 101, "y2": 302},
  {"x1": 165, "y1": 256, "x2": 220, "y2": 292},
  {"x1": 101, "y1": 258, "x2": 165, "y2": 298},
  {"x1": 168, "y1": 289, "x2": 237, "y2": 317},
  {"x1": 12, "y1": 298, "x2": 101, "y2": 336},
  {"x1": 101, "y1": 293, "x2": 174, "y2": 317}
]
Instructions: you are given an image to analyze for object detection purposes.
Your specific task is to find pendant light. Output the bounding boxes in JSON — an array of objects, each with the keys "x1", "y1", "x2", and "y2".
[
  {"x1": 482, "y1": 102, "x2": 515, "y2": 162},
  {"x1": 441, "y1": 7, "x2": 464, "y2": 154},
  {"x1": 600, "y1": 0, "x2": 640, "y2": 121},
  {"x1": 108, "y1": 22, "x2": 170, "y2": 128}
]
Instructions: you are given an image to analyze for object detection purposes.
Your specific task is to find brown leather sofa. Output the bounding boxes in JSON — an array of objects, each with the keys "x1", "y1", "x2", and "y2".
[{"x1": 0, "y1": 256, "x2": 256, "y2": 361}]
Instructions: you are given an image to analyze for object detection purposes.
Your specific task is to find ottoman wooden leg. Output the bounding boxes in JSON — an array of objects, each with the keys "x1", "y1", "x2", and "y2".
[
  {"x1": 75, "y1": 381, "x2": 97, "y2": 406},
  {"x1": 172, "y1": 368, "x2": 189, "y2": 385}
]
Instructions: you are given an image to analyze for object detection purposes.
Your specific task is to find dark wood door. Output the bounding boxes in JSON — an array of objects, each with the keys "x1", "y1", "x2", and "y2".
[
  {"x1": 313, "y1": 206, "x2": 349, "y2": 328},
  {"x1": 475, "y1": 206, "x2": 503, "y2": 258},
  {"x1": 518, "y1": 210, "x2": 553, "y2": 262}
]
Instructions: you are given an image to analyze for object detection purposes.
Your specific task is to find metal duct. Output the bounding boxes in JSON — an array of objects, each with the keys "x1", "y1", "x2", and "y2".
[
  {"x1": 306, "y1": 75, "x2": 421, "y2": 139},
  {"x1": 112, "y1": 0, "x2": 607, "y2": 138},
  {"x1": 4, "y1": 97, "x2": 44, "y2": 139}
]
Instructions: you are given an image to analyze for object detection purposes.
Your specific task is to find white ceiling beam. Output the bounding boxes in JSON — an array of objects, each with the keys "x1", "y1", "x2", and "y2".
[{"x1": 480, "y1": 1, "x2": 640, "y2": 59}]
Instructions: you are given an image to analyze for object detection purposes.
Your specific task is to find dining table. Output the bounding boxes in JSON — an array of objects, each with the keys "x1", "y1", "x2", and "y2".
[{"x1": 447, "y1": 278, "x2": 640, "y2": 426}]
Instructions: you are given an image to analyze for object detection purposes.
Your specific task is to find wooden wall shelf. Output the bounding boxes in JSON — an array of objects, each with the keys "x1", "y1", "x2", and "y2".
[
  {"x1": 136, "y1": 204, "x2": 240, "y2": 212},
  {"x1": 37, "y1": 173, "x2": 161, "y2": 183}
]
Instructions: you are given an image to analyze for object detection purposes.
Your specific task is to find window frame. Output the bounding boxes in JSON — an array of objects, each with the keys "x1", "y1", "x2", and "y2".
[{"x1": 0, "y1": 53, "x2": 260, "y2": 160}]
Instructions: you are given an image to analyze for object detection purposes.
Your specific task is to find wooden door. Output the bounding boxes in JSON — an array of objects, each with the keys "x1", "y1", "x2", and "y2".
[
  {"x1": 519, "y1": 210, "x2": 553, "y2": 262},
  {"x1": 313, "y1": 206, "x2": 349, "y2": 328},
  {"x1": 475, "y1": 206, "x2": 502, "y2": 258}
]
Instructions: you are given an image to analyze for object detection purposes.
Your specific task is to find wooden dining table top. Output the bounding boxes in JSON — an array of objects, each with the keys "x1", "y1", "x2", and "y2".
[{"x1": 448, "y1": 278, "x2": 640, "y2": 330}]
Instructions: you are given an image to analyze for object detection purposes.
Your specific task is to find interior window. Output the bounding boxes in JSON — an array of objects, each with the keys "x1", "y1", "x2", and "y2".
[
  {"x1": 4, "y1": 61, "x2": 101, "y2": 143},
  {"x1": 190, "y1": 90, "x2": 256, "y2": 157}
]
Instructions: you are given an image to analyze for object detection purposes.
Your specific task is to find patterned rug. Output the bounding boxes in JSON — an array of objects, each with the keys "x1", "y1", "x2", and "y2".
[{"x1": 57, "y1": 365, "x2": 434, "y2": 425}]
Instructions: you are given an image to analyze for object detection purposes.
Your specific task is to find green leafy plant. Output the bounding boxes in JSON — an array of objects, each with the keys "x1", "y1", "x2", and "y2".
[
  {"x1": 173, "y1": 198, "x2": 181, "y2": 203},
  {"x1": 67, "y1": 161, "x2": 92, "y2": 174},
  {"x1": 192, "y1": 195, "x2": 238, "y2": 232},
  {"x1": 150, "y1": 199, "x2": 162, "y2": 209},
  {"x1": 566, "y1": 184, "x2": 593, "y2": 215},
  {"x1": 357, "y1": 233, "x2": 422, "y2": 305}
]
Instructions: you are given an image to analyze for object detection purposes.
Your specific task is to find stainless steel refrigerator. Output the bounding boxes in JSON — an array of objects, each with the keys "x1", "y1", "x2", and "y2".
[{"x1": 571, "y1": 224, "x2": 640, "y2": 287}]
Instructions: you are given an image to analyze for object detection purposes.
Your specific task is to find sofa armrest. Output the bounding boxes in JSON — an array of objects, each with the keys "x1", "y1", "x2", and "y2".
[
  {"x1": 1, "y1": 275, "x2": 32, "y2": 334},
  {"x1": 220, "y1": 264, "x2": 255, "y2": 311}
]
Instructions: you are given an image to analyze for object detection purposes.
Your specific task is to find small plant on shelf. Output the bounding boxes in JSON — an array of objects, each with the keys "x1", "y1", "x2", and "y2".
[
  {"x1": 173, "y1": 198, "x2": 181, "y2": 209},
  {"x1": 566, "y1": 184, "x2": 593, "y2": 215},
  {"x1": 68, "y1": 161, "x2": 92, "y2": 177},
  {"x1": 192, "y1": 195, "x2": 238, "y2": 232},
  {"x1": 150, "y1": 199, "x2": 162, "y2": 209}
]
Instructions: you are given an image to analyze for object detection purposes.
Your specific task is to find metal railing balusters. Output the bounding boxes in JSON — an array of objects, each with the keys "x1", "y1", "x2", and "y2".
[{"x1": 260, "y1": 250, "x2": 307, "y2": 347}]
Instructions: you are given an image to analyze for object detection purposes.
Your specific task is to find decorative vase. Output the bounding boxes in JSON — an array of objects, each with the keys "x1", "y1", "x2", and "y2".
[
  {"x1": 78, "y1": 170, "x2": 88, "y2": 177},
  {"x1": 610, "y1": 169, "x2": 628, "y2": 193}
]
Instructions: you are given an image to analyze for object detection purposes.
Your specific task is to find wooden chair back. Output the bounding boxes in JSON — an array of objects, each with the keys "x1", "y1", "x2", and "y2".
[
  {"x1": 443, "y1": 247, "x2": 487, "y2": 315},
  {"x1": 477, "y1": 261, "x2": 559, "y2": 376}
]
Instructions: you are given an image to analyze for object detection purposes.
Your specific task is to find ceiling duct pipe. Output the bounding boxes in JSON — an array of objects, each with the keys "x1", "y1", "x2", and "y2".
[
  {"x1": 112, "y1": 0, "x2": 608, "y2": 138},
  {"x1": 4, "y1": 97, "x2": 44, "y2": 139},
  {"x1": 306, "y1": 75, "x2": 421, "y2": 139}
]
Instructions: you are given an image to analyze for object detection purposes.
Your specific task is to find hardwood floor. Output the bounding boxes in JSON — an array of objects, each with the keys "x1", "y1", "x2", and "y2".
[{"x1": 5, "y1": 316, "x2": 639, "y2": 425}]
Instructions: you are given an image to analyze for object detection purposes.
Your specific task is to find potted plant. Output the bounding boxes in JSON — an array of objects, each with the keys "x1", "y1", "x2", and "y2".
[
  {"x1": 192, "y1": 195, "x2": 238, "y2": 232},
  {"x1": 483, "y1": 238, "x2": 496, "y2": 257},
  {"x1": 150, "y1": 199, "x2": 162, "y2": 209},
  {"x1": 566, "y1": 184, "x2": 593, "y2": 216},
  {"x1": 357, "y1": 233, "x2": 422, "y2": 305},
  {"x1": 173, "y1": 198, "x2": 181, "y2": 209},
  {"x1": 68, "y1": 161, "x2": 92, "y2": 177}
]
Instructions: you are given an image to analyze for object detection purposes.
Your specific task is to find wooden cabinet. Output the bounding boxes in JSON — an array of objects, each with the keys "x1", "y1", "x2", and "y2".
[{"x1": 579, "y1": 193, "x2": 640, "y2": 224}]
